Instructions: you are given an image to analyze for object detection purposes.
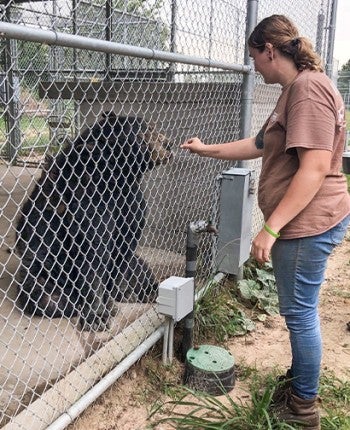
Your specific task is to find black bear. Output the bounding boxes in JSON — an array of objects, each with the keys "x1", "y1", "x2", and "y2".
[{"x1": 15, "y1": 113, "x2": 172, "y2": 330}]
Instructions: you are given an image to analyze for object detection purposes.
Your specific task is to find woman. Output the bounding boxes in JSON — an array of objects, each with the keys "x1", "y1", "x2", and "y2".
[{"x1": 181, "y1": 15, "x2": 350, "y2": 429}]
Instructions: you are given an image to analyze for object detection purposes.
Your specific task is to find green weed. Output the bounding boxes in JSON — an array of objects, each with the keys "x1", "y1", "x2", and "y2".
[
  {"x1": 150, "y1": 370, "x2": 296, "y2": 429},
  {"x1": 150, "y1": 368, "x2": 350, "y2": 430}
]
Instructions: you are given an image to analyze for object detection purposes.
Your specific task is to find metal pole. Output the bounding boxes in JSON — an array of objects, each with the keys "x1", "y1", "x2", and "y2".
[
  {"x1": 3, "y1": 7, "x2": 21, "y2": 165},
  {"x1": 105, "y1": 0, "x2": 112, "y2": 78},
  {"x1": 208, "y1": 0, "x2": 214, "y2": 60},
  {"x1": 0, "y1": 22, "x2": 251, "y2": 73},
  {"x1": 316, "y1": 10, "x2": 325, "y2": 56},
  {"x1": 238, "y1": 0, "x2": 258, "y2": 152},
  {"x1": 325, "y1": 0, "x2": 338, "y2": 79},
  {"x1": 168, "y1": 0, "x2": 177, "y2": 81},
  {"x1": 236, "y1": 0, "x2": 258, "y2": 280}
]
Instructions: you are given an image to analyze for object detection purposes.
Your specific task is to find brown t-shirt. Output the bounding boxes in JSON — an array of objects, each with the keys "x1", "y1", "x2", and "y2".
[{"x1": 258, "y1": 69, "x2": 350, "y2": 239}]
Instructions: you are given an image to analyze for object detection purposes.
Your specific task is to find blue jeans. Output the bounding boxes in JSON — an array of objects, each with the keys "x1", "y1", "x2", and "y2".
[{"x1": 271, "y1": 215, "x2": 350, "y2": 399}]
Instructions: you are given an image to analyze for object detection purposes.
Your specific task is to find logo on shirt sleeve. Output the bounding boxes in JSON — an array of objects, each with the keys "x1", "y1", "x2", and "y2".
[{"x1": 270, "y1": 111, "x2": 279, "y2": 123}]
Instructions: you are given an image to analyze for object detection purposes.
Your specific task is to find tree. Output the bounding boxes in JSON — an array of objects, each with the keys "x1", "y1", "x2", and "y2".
[
  {"x1": 338, "y1": 59, "x2": 350, "y2": 94},
  {"x1": 16, "y1": 40, "x2": 49, "y2": 89},
  {"x1": 114, "y1": 0, "x2": 165, "y2": 18}
]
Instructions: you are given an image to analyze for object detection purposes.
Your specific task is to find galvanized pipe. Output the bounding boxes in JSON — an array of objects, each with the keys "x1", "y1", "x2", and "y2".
[
  {"x1": 325, "y1": 0, "x2": 338, "y2": 78},
  {"x1": 0, "y1": 22, "x2": 251, "y2": 73},
  {"x1": 46, "y1": 327, "x2": 165, "y2": 430}
]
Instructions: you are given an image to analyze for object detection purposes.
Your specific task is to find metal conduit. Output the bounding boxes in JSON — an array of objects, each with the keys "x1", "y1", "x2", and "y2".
[
  {"x1": 46, "y1": 326, "x2": 165, "y2": 430},
  {"x1": 0, "y1": 22, "x2": 251, "y2": 73}
]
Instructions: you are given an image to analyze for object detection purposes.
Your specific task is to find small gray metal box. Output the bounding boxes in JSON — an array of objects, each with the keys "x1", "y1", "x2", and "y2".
[
  {"x1": 157, "y1": 276, "x2": 194, "y2": 321},
  {"x1": 216, "y1": 167, "x2": 254, "y2": 275}
]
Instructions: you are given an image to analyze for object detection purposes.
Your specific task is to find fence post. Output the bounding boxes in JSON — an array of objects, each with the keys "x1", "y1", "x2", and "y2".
[
  {"x1": 325, "y1": 0, "x2": 338, "y2": 79},
  {"x1": 239, "y1": 0, "x2": 258, "y2": 159},
  {"x1": 235, "y1": 0, "x2": 258, "y2": 280}
]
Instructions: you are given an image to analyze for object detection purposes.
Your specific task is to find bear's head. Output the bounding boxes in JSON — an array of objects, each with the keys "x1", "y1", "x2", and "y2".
[{"x1": 73, "y1": 112, "x2": 172, "y2": 177}]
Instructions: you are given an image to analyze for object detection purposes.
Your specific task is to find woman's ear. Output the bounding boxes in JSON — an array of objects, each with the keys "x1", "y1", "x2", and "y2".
[{"x1": 265, "y1": 42, "x2": 274, "y2": 60}]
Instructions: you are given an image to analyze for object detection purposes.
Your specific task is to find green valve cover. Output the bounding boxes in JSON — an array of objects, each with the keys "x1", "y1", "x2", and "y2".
[
  {"x1": 184, "y1": 344, "x2": 235, "y2": 395},
  {"x1": 186, "y1": 344, "x2": 234, "y2": 372}
]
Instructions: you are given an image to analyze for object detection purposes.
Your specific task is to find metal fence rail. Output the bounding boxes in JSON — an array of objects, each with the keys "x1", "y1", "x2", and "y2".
[{"x1": 0, "y1": 0, "x2": 335, "y2": 428}]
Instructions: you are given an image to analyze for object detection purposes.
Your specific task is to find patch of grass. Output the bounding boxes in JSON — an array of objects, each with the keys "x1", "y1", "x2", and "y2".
[
  {"x1": 0, "y1": 115, "x2": 50, "y2": 156},
  {"x1": 150, "y1": 369, "x2": 297, "y2": 429},
  {"x1": 319, "y1": 371, "x2": 350, "y2": 430},
  {"x1": 320, "y1": 371, "x2": 350, "y2": 408},
  {"x1": 149, "y1": 367, "x2": 350, "y2": 430}
]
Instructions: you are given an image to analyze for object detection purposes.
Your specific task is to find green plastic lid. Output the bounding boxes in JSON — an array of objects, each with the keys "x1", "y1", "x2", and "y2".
[{"x1": 186, "y1": 344, "x2": 234, "y2": 372}]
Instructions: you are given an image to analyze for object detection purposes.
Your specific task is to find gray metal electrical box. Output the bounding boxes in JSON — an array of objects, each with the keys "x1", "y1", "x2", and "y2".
[
  {"x1": 216, "y1": 167, "x2": 255, "y2": 275},
  {"x1": 157, "y1": 276, "x2": 194, "y2": 321}
]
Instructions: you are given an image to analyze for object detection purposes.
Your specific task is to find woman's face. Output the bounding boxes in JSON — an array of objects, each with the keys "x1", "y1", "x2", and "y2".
[{"x1": 249, "y1": 45, "x2": 277, "y2": 84}]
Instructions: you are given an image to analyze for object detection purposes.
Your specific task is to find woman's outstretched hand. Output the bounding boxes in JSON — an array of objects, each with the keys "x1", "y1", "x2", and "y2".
[{"x1": 180, "y1": 137, "x2": 206, "y2": 155}]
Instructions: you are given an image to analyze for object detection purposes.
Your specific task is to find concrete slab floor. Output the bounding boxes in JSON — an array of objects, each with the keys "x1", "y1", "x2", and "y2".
[{"x1": 0, "y1": 164, "x2": 185, "y2": 426}]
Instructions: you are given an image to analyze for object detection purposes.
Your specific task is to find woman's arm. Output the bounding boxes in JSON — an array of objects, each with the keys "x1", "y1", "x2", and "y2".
[{"x1": 180, "y1": 136, "x2": 263, "y2": 160}]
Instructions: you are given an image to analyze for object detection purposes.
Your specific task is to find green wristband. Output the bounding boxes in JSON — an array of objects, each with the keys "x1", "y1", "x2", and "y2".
[{"x1": 264, "y1": 223, "x2": 280, "y2": 238}]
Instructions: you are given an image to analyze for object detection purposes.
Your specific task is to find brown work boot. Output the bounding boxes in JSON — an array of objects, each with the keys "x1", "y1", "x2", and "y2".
[{"x1": 272, "y1": 388, "x2": 321, "y2": 429}]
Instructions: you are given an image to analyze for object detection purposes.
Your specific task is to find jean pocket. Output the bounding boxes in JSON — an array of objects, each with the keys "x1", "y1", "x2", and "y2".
[{"x1": 330, "y1": 215, "x2": 350, "y2": 246}]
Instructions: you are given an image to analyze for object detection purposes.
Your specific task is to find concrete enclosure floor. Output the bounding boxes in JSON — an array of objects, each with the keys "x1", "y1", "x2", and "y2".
[{"x1": 0, "y1": 164, "x2": 185, "y2": 427}]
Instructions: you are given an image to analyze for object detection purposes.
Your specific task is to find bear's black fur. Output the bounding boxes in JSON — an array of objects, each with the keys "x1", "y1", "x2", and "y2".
[{"x1": 15, "y1": 113, "x2": 172, "y2": 330}]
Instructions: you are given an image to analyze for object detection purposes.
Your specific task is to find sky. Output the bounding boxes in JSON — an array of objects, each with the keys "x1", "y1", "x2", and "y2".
[{"x1": 334, "y1": 0, "x2": 350, "y2": 68}]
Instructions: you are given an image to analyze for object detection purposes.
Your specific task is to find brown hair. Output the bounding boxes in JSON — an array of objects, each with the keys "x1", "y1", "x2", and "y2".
[{"x1": 248, "y1": 15, "x2": 324, "y2": 72}]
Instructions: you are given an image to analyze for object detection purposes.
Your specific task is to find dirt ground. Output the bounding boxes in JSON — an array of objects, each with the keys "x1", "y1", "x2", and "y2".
[{"x1": 69, "y1": 231, "x2": 350, "y2": 430}]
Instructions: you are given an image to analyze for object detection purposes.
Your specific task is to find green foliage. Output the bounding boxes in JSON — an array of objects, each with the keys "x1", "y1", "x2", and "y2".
[
  {"x1": 111, "y1": 0, "x2": 169, "y2": 63},
  {"x1": 114, "y1": 0, "x2": 165, "y2": 18},
  {"x1": 193, "y1": 280, "x2": 255, "y2": 344},
  {"x1": 0, "y1": 115, "x2": 50, "y2": 156},
  {"x1": 192, "y1": 259, "x2": 279, "y2": 344},
  {"x1": 341, "y1": 59, "x2": 350, "y2": 72},
  {"x1": 237, "y1": 260, "x2": 279, "y2": 316},
  {"x1": 319, "y1": 372, "x2": 350, "y2": 430},
  {"x1": 151, "y1": 372, "x2": 296, "y2": 429},
  {"x1": 16, "y1": 41, "x2": 49, "y2": 88},
  {"x1": 17, "y1": 41, "x2": 49, "y2": 70},
  {"x1": 338, "y1": 62, "x2": 350, "y2": 94},
  {"x1": 320, "y1": 372, "x2": 350, "y2": 407}
]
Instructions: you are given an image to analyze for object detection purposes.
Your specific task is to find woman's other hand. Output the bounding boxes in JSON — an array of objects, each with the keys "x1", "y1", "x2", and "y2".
[{"x1": 251, "y1": 228, "x2": 277, "y2": 264}]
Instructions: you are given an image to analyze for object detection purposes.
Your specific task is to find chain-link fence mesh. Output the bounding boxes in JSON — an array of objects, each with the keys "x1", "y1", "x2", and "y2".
[{"x1": 0, "y1": 0, "x2": 335, "y2": 427}]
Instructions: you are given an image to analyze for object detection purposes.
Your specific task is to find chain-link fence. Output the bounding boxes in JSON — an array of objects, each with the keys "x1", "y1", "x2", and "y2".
[{"x1": 0, "y1": 0, "x2": 336, "y2": 428}]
